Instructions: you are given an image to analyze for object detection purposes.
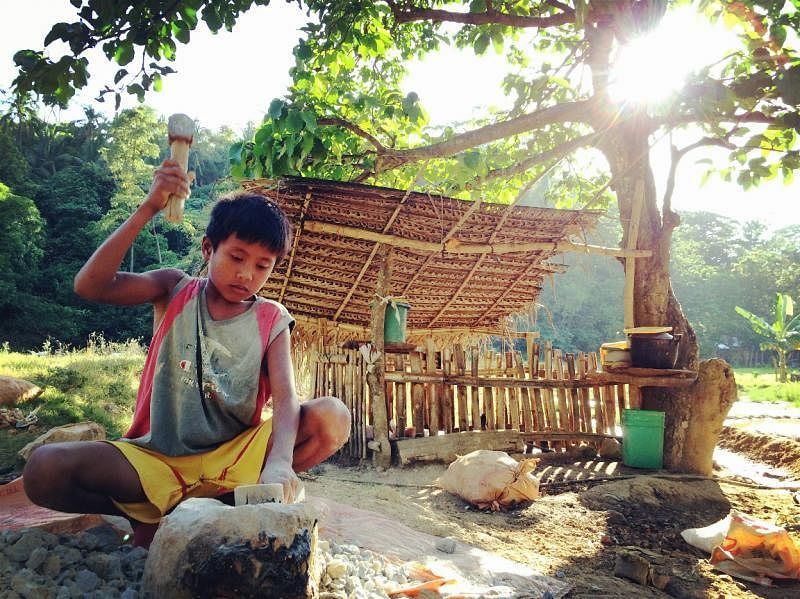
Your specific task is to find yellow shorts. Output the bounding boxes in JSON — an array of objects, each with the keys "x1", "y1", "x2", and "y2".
[{"x1": 105, "y1": 419, "x2": 272, "y2": 523}]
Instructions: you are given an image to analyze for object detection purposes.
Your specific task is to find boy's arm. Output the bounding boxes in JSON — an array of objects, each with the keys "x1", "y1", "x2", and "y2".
[
  {"x1": 259, "y1": 328, "x2": 302, "y2": 502},
  {"x1": 74, "y1": 160, "x2": 190, "y2": 306}
]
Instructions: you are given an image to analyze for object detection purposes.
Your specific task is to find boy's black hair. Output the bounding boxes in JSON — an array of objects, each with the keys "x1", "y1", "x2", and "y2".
[{"x1": 205, "y1": 191, "x2": 292, "y2": 259}]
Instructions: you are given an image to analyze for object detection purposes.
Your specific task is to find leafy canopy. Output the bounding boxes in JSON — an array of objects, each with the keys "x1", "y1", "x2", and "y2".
[{"x1": 10, "y1": 1, "x2": 800, "y2": 206}]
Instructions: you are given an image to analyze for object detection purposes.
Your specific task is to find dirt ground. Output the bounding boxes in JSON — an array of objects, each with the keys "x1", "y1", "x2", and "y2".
[{"x1": 302, "y1": 425, "x2": 800, "y2": 599}]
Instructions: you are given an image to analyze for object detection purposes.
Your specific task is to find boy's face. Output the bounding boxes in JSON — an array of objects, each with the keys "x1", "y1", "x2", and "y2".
[{"x1": 201, "y1": 234, "x2": 279, "y2": 303}]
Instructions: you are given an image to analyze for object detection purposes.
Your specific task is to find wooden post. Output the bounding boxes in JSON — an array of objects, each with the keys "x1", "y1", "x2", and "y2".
[
  {"x1": 624, "y1": 180, "x2": 644, "y2": 329},
  {"x1": 589, "y1": 352, "x2": 607, "y2": 434},
  {"x1": 554, "y1": 349, "x2": 569, "y2": 431},
  {"x1": 409, "y1": 352, "x2": 425, "y2": 437},
  {"x1": 367, "y1": 246, "x2": 392, "y2": 468},
  {"x1": 443, "y1": 347, "x2": 454, "y2": 433},
  {"x1": 455, "y1": 344, "x2": 468, "y2": 431},
  {"x1": 425, "y1": 337, "x2": 439, "y2": 436},
  {"x1": 470, "y1": 347, "x2": 481, "y2": 431},
  {"x1": 542, "y1": 341, "x2": 557, "y2": 430},
  {"x1": 566, "y1": 353, "x2": 580, "y2": 432},
  {"x1": 515, "y1": 352, "x2": 533, "y2": 433}
]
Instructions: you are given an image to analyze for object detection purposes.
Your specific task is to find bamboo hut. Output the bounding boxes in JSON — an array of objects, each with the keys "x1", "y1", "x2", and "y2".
[{"x1": 243, "y1": 177, "x2": 691, "y2": 466}]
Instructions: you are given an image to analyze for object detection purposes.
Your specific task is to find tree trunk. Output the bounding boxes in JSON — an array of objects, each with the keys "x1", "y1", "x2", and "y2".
[
  {"x1": 593, "y1": 88, "x2": 730, "y2": 474},
  {"x1": 644, "y1": 359, "x2": 736, "y2": 473}
]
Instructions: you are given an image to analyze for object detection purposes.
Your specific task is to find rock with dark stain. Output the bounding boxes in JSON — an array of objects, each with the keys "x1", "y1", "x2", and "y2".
[{"x1": 142, "y1": 498, "x2": 320, "y2": 599}]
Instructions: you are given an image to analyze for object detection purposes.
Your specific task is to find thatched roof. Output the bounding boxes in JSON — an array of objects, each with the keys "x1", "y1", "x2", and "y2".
[{"x1": 243, "y1": 177, "x2": 602, "y2": 335}]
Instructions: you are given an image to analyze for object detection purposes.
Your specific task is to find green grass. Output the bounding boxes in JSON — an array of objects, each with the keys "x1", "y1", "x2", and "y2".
[
  {"x1": 0, "y1": 336, "x2": 145, "y2": 475},
  {"x1": 734, "y1": 366, "x2": 800, "y2": 406}
]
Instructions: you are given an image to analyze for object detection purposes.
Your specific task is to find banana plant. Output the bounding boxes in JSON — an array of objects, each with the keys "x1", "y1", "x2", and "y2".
[{"x1": 736, "y1": 294, "x2": 800, "y2": 383}]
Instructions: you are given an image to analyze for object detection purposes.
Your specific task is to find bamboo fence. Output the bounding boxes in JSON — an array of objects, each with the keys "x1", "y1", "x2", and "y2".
[{"x1": 314, "y1": 337, "x2": 632, "y2": 462}]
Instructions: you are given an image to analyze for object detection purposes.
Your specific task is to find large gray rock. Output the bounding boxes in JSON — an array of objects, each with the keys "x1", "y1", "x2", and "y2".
[{"x1": 142, "y1": 497, "x2": 320, "y2": 599}]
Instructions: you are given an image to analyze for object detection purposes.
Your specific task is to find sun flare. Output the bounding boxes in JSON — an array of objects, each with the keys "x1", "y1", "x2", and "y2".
[{"x1": 608, "y1": 8, "x2": 736, "y2": 105}]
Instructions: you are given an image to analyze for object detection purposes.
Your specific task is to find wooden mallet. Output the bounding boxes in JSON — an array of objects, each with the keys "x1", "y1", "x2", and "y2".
[{"x1": 165, "y1": 113, "x2": 195, "y2": 223}]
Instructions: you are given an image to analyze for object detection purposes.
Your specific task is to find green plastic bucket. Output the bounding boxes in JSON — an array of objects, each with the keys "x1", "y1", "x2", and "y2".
[
  {"x1": 622, "y1": 409, "x2": 665, "y2": 469},
  {"x1": 384, "y1": 302, "x2": 411, "y2": 343}
]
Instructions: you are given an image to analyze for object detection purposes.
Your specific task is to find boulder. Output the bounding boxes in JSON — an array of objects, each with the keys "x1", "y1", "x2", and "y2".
[
  {"x1": 142, "y1": 497, "x2": 320, "y2": 599},
  {"x1": 0, "y1": 375, "x2": 43, "y2": 406},
  {"x1": 18, "y1": 421, "x2": 106, "y2": 461}
]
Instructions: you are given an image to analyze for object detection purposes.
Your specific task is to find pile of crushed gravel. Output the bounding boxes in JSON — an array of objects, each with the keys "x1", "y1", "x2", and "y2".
[
  {"x1": 0, "y1": 527, "x2": 417, "y2": 599},
  {"x1": 0, "y1": 525, "x2": 146, "y2": 599}
]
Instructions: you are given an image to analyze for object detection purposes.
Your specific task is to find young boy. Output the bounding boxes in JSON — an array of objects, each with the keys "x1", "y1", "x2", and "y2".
[{"x1": 22, "y1": 160, "x2": 350, "y2": 544}]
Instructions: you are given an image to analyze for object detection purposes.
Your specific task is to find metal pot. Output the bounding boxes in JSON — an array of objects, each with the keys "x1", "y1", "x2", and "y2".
[{"x1": 629, "y1": 332, "x2": 682, "y2": 369}]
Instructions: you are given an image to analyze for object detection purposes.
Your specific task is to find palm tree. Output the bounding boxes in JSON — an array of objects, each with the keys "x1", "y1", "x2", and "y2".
[{"x1": 735, "y1": 294, "x2": 800, "y2": 383}]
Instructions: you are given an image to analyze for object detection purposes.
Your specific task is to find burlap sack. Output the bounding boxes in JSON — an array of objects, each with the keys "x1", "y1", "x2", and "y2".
[{"x1": 435, "y1": 449, "x2": 540, "y2": 511}]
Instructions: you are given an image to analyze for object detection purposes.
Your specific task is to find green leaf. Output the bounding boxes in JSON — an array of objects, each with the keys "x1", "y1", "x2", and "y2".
[
  {"x1": 473, "y1": 32, "x2": 490, "y2": 55},
  {"x1": 44, "y1": 23, "x2": 70, "y2": 47},
  {"x1": 777, "y1": 66, "x2": 800, "y2": 106},
  {"x1": 228, "y1": 141, "x2": 244, "y2": 164},
  {"x1": 172, "y1": 21, "x2": 191, "y2": 44},
  {"x1": 285, "y1": 110, "x2": 305, "y2": 133},
  {"x1": 114, "y1": 43, "x2": 134, "y2": 66},
  {"x1": 13, "y1": 50, "x2": 41, "y2": 70},
  {"x1": 268, "y1": 99, "x2": 286, "y2": 120},
  {"x1": 294, "y1": 42, "x2": 313, "y2": 60},
  {"x1": 463, "y1": 150, "x2": 480, "y2": 170},
  {"x1": 114, "y1": 69, "x2": 128, "y2": 84},
  {"x1": 301, "y1": 111, "x2": 317, "y2": 132}
]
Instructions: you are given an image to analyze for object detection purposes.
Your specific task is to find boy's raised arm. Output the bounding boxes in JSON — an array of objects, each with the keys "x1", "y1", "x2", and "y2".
[{"x1": 74, "y1": 161, "x2": 190, "y2": 305}]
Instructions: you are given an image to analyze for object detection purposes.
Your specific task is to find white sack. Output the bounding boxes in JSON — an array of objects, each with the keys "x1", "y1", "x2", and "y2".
[{"x1": 436, "y1": 449, "x2": 540, "y2": 511}]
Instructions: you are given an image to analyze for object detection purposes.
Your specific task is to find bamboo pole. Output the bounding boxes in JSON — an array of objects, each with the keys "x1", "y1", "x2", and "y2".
[
  {"x1": 542, "y1": 341, "x2": 558, "y2": 430},
  {"x1": 470, "y1": 347, "x2": 481, "y2": 431},
  {"x1": 577, "y1": 352, "x2": 592, "y2": 433},
  {"x1": 515, "y1": 352, "x2": 533, "y2": 433},
  {"x1": 443, "y1": 347, "x2": 454, "y2": 433},
  {"x1": 410, "y1": 352, "x2": 425, "y2": 437},
  {"x1": 589, "y1": 353, "x2": 606, "y2": 434},
  {"x1": 455, "y1": 344, "x2": 468, "y2": 431},
  {"x1": 554, "y1": 349, "x2": 569, "y2": 431},
  {"x1": 566, "y1": 353, "x2": 580, "y2": 432}
]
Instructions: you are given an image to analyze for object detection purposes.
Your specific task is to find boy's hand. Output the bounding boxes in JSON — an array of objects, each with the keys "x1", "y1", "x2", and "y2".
[
  {"x1": 142, "y1": 160, "x2": 191, "y2": 216},
  {"x1": 259, "y1": 459, "x2": 301, "y2": 503}
]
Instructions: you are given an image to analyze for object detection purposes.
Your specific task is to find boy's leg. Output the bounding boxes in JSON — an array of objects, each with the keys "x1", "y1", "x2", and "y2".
[
  {"x1": 22, "y1": 441, "x2": 146, "y2": 515},
  {"x1": 289, "y1": 396, "x2": 351, "y2": 472}
]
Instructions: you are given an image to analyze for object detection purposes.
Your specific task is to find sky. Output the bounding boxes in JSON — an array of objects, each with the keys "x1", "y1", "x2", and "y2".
[{"x1": 1, "y1": 0, "x2": 797, "y2": 232}]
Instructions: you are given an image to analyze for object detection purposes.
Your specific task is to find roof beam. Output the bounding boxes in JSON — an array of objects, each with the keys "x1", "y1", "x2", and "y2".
[
  {"x1": 303, "y1": 220, "x2": 651, "y2": 258},
  {"x1": 278, "y1": 192, "x2": 311, "y2": 304}
]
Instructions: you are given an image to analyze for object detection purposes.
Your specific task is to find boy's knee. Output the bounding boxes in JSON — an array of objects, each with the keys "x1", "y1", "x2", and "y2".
[
  {"x1": 316, "y1": 396, "x2": 351, "y2": 448},
  {"x1": 23, "y1": 444, "x2": 63, "y2": 504}
]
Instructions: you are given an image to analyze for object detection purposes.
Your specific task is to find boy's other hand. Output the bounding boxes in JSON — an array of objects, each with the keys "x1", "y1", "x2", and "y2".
[
  {"x1": 259, "y1": 460, "x2": 301, "y2": 503},
  {"x1": 143, "y1": 160, "x2": 191, "y2": 216}
]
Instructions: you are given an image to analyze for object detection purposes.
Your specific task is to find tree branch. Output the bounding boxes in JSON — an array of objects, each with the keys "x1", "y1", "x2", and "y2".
[
  {"x1": 317, "y1": 116, "x2": 386, "y2": 151},
  {"x1": 661, "y1": 136, "x2": 734, "y2": 233},
  {"x1": 482, "y1": 131, "x2": 602, "y2": 182},
  {"x1": 376, "y1": 99, "x2": 595, "y2": 171},
  {"x1": 388, "y1": 2, "x2": 574, "y2": 28}
]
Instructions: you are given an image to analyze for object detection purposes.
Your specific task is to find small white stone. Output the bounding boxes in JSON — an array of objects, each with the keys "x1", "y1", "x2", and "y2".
[{"x1": 327, "y1": 559, "x2": 348, "y2": 579}]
